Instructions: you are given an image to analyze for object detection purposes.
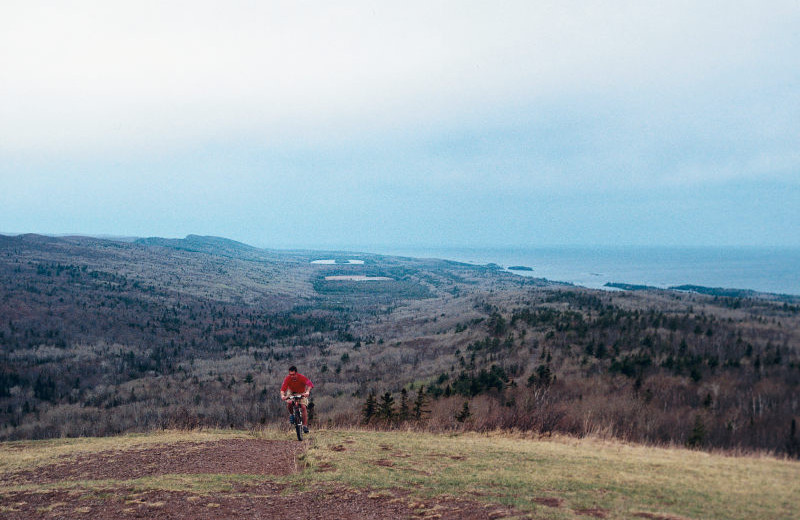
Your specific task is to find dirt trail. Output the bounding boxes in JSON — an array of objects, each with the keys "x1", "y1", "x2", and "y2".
[{"x1": 0, "y1": 438, "x2": 520, "y2": 519}]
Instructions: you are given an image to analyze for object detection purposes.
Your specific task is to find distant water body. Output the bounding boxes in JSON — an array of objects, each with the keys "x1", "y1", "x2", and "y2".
[{"x1": 365, "y1": 246, "x2": 800, "y2": 297}]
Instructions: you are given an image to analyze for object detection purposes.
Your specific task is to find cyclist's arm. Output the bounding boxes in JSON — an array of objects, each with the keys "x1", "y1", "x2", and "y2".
[{"x1": 279, "y1": 377, "x2": 289, "y2": 400}]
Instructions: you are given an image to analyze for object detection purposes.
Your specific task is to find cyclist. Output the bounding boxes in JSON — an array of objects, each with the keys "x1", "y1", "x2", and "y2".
[{"x1": 280, "y1": 366, "x2": 313, "y2": 433}]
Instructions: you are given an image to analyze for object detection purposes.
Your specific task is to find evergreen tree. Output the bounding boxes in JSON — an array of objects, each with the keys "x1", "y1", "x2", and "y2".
[
  {"x1": 455, "y1": 401, "x2": 471, "y2": 422},
  {"x1": 687, "y1": 415, "x2": 706, "y2": 448},
  {"x1": 527, "y1": 364, "x2": 554, "y2": 388},
  {"x1": 413, "y1": 385, "x2": 430, "y2": 420},
  {"x1": 788, "y1": 418, "x2": 799, "y2": 458},
  {"x1": 378, "y1": 391, "x2": 395, "y2": 421},
  {"x1": 398, "y1": 388, "x2": 410, "y2": 421},
  {"x1": 362, "y1": 390, "x2": 377, "y2": 424}
]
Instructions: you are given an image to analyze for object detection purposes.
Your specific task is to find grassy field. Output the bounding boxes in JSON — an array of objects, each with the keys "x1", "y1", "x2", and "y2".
[
  {"x1": 1, "y1": 428, "x2": 798, "y2": 519},
  {"x1": 301, "y1": 429, "x2": 799, "y2": 519}
]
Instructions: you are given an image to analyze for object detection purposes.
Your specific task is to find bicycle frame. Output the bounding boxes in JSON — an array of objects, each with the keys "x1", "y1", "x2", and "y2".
[{"x1": 286, "y1": 393, "x2": 305, "y2": 441}]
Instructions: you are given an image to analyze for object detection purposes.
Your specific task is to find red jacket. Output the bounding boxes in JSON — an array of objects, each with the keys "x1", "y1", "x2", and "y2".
[{"x1": 281, "y1": 373, "x2": 313, "y2": 394}]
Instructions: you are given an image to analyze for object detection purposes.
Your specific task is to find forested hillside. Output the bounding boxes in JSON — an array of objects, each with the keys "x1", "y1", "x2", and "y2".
[{"x1": 1, "y1": 234, "x2": 798, "y2": 456}]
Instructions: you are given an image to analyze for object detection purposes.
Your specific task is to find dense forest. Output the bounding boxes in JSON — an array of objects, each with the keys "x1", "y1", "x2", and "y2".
[{"x1": 1, "y1": 234, "x2": 798, "y2": 456}]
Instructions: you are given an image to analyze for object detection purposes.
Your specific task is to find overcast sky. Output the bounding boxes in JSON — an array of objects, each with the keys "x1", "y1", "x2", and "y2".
[{"x1": 2, "y1": 1, "x2": 798, "y2": 249}]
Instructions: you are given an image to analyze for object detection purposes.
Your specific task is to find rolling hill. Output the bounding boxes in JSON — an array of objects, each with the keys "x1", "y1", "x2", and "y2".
[{"x1": 1, "y1": 234, "x2": 798, "y2": 457}]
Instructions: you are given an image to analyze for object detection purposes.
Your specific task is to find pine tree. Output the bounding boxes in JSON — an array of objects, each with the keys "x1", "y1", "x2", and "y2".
[
  {"x1": 455, "y1": 401, "x2": 471, "y2": 422},
  {"x1": 687, "y1": 415, "x2": 706, "y2": 448},
  {"x1": 528, "y1": 364, "x2": 554, "y2": 388},
  {"x1": 362, "y1": 390, "x2": 377, "y2": 424},
  {"x1": 378, "y1": 392, "x2": 395, "y2": 421},
  {"x1": 787, "y1": 418, "x2": 799, "y2": 458},
  {"x1": 413, "y1": 385, "x2": 429, "y2": 420},
  {"x1": 398, "y1": 388, "x2": 410, "y2": 421}
]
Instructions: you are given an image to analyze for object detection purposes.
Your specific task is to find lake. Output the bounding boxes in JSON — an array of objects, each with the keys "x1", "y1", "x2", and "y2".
[{"x1": 365, "y1": 246, "x2": 800, "y2": 296}]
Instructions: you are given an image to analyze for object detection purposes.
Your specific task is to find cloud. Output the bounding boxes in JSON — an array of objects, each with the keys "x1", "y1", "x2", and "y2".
[
  {"x1": 2, "y1": 1, "x2": 798, "y2": 247},
  {"x1": 2, "y1": 1, "x2": 798, "y2": 155}
]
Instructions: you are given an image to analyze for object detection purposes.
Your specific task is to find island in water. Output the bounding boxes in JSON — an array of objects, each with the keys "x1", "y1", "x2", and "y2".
[{"x1": 508, "y1": 265, "x2": 534, "y2": 271}]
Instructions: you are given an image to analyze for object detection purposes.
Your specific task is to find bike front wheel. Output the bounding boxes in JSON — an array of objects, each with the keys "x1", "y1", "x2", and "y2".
[{"x1": 294, "y1": 410, "x2": 303, "y2": 441}]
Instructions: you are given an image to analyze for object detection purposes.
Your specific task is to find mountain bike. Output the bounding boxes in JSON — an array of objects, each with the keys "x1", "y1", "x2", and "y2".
[{"x1": 286, "y1": 394, "x2": 306, "y2": 441}]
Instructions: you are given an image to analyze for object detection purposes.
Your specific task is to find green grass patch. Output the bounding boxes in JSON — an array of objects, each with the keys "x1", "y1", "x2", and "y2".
[{"x1": 299, "y1": 429, "x2": 800, "y2": 520}]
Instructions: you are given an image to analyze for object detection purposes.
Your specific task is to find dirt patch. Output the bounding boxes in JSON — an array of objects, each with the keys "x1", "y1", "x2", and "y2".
[
  {"x1": 426, "y1": 452, "x2": 466, "y2": 461},
  {"x1": 0, "y1": 438, "x2": 525, "y2": 519},
  {"x1": 533, "y1": 496, "x2": 564, "y2": 508},
  {"x1": 3, "y1": 439, "x2": 305, "y2": 485},
  {"x1": 575, "y1": 507, "x2": 610, "y2": 518},
  {"x1": 633, "y1": 513, "x2": 689, "y2": 520},
  {"x1": 0, "y1": 483, "x2": 520, "y2": 519}
]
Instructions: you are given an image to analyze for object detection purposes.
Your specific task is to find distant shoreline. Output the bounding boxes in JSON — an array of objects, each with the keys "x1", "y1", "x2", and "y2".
[
  {"x1": 4, "y1": 234, "x2": 799, "y2": 297},
  {"x1": 356, "y1": 245, "x2": 800, "y2": 297}
]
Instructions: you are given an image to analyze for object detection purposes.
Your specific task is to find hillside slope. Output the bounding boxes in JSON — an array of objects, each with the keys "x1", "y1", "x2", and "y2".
[
  {"x1": 1, "y1": 429, "x2": 798, "y2": 519},
  {"x1": 1, "y1": 234, "x2": 798, "y2": 456}
]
